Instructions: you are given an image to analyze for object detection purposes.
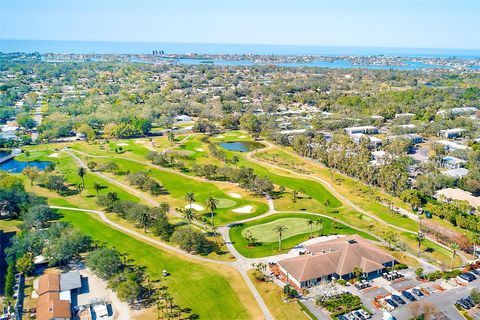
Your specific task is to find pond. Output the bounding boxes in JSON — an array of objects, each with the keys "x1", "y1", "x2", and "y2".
[
  {"x1": 218, "y1": 141, "x2": 264, "y2": 152},
  {"x1": 0, "y1": 151, "x2": 53, "y2": 173}
]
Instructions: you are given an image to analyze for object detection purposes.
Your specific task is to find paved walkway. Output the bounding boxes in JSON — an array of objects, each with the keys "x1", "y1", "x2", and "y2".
[{"x1": 58, "y1": 138, "x2": 465, "y2": 319}]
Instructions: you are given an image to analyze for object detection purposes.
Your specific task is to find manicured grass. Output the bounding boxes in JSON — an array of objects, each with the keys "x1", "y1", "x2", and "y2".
[
  {"x1": 243, "y1": 218, "x2": 322, "y2": 243},
  {"x1": 236, "y1": 155, "x2": 342, "y2": 208},
  {"x1": 59, "y1": 209, "x2": 258, "y2": 320},
  {"x1": 247, "y1": 270, "x2": 309, "y2": 320},
  {"x1": 230, "y1": 213, "x2": 378, "y2": 258},
  {"x1": 97, "y1": 157, "x2": 269, "y2": 224}
]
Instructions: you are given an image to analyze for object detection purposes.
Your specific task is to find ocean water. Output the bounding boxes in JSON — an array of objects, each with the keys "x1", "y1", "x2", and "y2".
[{"x1": 2, "y1": 39, "x2": 480, "y2": 58}]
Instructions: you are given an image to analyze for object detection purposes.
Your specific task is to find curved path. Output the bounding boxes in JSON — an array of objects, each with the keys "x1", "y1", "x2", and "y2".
[
  {"x1": 247, "y1": 141, "x2": 466, "y2": 264},
  {"x1": 58, "y1": 137, "x2": 463, "y2": 319},
  {"x1": 51, "y1": 205, "x2": 274, "y2": 320}
]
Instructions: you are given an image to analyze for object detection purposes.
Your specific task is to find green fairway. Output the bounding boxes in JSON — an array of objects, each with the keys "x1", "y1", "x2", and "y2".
[
  {"x1": 230, "y1": 213, "x2": 378, "y2": 258},
  {"x1": 102, "y1": 158, "x2": 269, "y2": 223},
  {"x1": 59, "y1": 209, "x2": 254, "y2": 320},
  {"x1": 242, "y1": 218, "x2": 322, "y2": 242}
]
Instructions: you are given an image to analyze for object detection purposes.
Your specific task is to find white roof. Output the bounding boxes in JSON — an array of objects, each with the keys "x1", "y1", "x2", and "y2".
[
  {"x1": 442, "y1": 168, "x2": 469, "y2": 178},
  {"x1": 436, "y1": 188, "x2": 480, "y2": 208},
  {"x1": 437, "y1": 140, "x2": 470, "y2": 150}
]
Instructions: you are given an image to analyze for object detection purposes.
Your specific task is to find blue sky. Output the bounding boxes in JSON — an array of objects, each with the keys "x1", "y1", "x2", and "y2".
[{"x1": 1, "y1": 0, "x2": 479, "y2": 49}]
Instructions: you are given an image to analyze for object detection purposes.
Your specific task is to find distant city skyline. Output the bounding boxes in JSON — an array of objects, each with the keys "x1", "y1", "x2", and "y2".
[{"x1": 1, "y1": 0, "x2": 479, "y2": 50}]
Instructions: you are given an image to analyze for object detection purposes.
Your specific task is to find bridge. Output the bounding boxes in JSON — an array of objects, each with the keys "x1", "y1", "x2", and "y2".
[{"x1": 0, "y1": 154, "x2": 16, "y2": 164}]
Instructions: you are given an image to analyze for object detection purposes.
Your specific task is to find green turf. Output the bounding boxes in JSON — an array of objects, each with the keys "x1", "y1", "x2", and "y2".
[
  {"x1": 230, "y1": 213, "x2": 378, "y2": 258},
  {"x1": 59, "y1": 209, "x2": 252, "y2": 320},
  {"x1": 242, "y1": 218, "x2": 322, "y2": 242},
  {"x1": 103, "y1": 158, "x2": 269, "y2": 224}
]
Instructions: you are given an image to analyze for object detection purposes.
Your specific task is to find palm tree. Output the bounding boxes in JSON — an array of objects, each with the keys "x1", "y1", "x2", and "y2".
[
  {"x1": 307, "y1": 219, "x2": 315, "y2": 238},
  {"x1": 139, "y1": 210, "x2": 150, "y2": 232},
  {"x1": 415, "y1": 232, "x2": 425, "y2": 257},
  {"x1": 107, "y1": 191, "x2": 119, "y2": 202},
  {"x1": 232, "y1": 155, "x2": 240, "y2": 167},
  {"x1": 184, "y1": 192, "x2": 195, "y2": 209},
  {"x1": 158, "y1": 202, "x2": 170, "y2": 217},
  {"x1": 93, "y1": 182, "x2": 102, "y2": 196},
  {"x1": 471, "y1": 232, "x2": 480, "y2": 258},
  {"x1": 77, "y1": 167, "x2": 87, "y2": 188},
  {"x1": 205, "y1": 196, "x2": 219, "y2": 233},
  {"x1": 316, "y1": 218, "x2": 324, "y2": 236},
  {"x1": 183, "y1": 208, "x2": 195, "y2": 225},
  {"x1": 273, "y1": 225, "x2": 288, "y2": 251},
  {"x1": 450, "y1": 243, "x2": 460, "y2": 269}
]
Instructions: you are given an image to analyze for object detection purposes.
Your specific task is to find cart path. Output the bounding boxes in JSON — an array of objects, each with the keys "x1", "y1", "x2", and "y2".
[
  {"x1": 51, "y1": 205, "x2": 274, "y2": 320},
  {"x1": 247, "y1": 141, "x2": 466, "y2": 264}
]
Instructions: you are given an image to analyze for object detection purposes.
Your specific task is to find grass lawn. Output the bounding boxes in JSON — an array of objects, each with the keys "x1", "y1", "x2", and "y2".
[
  {"x1": 59, "y1": 208, "x2": 262, "y2": 320},
  {"x1": 92, "y1": 157, "x2": 269, "y2": 224},
  {"x1": 230, "y1": 213, "x2": 378, "y2": 258},
  {"x1": 243, "y1": 218, "x2": 322, "y2": 243},
  {"x1": 247, "y1": 270, "x2": 309, "y2": 320}
]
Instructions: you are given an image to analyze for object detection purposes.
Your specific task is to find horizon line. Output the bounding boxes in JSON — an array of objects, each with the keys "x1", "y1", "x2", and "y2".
[{"x1": 2, "y1": 38, "x2": 480, "y2": 52}]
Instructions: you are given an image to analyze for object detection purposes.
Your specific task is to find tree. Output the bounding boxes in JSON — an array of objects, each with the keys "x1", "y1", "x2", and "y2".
[
  {"x1": 167, "y1": 130, "x2": 175, "y2": 146},
  {"x1": 93, "y1": 182, "x2": 102, "y2": 196},
  {"x1": 16, "y1": 112, "x2": 36, "y2": 129},
  {"x1": 315, "y1": 218, "x2": 324, "y2": 236},
  {"x1": 415, "y1": 232, "x2": 425, "y2": 257},
  {"x1": 384, "y1": 231, "x2": 398, "y2": 249},
  {"x1": 450, "y1": 243, "x2": 460, "y2": 269},
  {"x1": 352, "y1": 266, "x2": 363, "y2": 279},
  {"x1": 87, "y1": 160, "x2": 97, "y2": 171},
  {"x1": 153, "y1": 215, "x2": 175, "y2": 241},
  {"x1": 182, "y1": 208, "x2": 195, "y2": 225},
  {"x1": 21, "y1": 204, "x2": 56, "y2": 230},
  {"x1": 43, "y1": 228, "x2": 92, "y2": 266},
  {"x1": 274, "y1": 225, "x2": 288, "y2": 251},
  {"x1": 307, "y1": 219, "x2": 315, "y2": 238},
  {"x1": 77, "y1": 167, "x2": 87, "y2": 189},
  {"x1": 471, "y1": 288, "x2": 480, "y2": 305},
  {"x1": 205, "y1": 196, "x2": 219, "y2": 233},
  {"x1": 86, "y1": 247, "x2": 124, "y2": 279},
  {"x1": 22, "y1": 166, "x2": 39, "y2": 186},
  {"x1": 158, "y1": 201, "x2": 170, "y2": 216},
  {"x1": 16, "y1": 252, "x2": 34, "y2": 276},
  {"x1": 471, "y1": 232, "x2": 480, "y2": 258},
  {"x1": 171, "y1": 227, "x2": 215, "y2": 255},
  {"x1": 184, "y1": 192, "x2": 195, "y2": 209},
  {"x1": 231, "y1": 155, "x2": 240, "y2": 167},
  {"x1": 139, "y1": 209, "x2": 151, "y2": 232},
  {"x1": 45, "y1": 175, "x2": 67, "y2": 193}
]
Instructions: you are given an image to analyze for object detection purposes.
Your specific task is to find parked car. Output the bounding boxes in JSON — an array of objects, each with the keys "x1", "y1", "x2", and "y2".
[
  {"x1": 456, "y1": 299, "x2": 471, "y2": 310},
  {"x1": 337, "y1": 315, "x2": 348, "y2": 320},
  {"x1": 458, "y1": 272, "x2": 476, "y2": 282},
  {"x1": 345, "y1": 313, "x2": 357, "y2": 320},
  {"x1": 401, "y1": 291, "x2": 416, "y2": 302},
  {"x1": 353, "y1": 311, "x2": 364, "y2": 320},
  {"x1": 358, "y1": 309, "x2": 371, "y2": 319},
  {"x1": 464, "y1": 297, "x2": 475, "y2": 308},
  {"x1": 471, "y1": 269, "x2": 480, "y2": 276},
  {"x1": 385, "y1": 299, "x2": 398, "y2": 308},
  {"x1": 411, "y1": 288, "x2": 423, "y2": 297},
  {"x1": 391, "y1": 295, "x2": 405, "y2": 305}
]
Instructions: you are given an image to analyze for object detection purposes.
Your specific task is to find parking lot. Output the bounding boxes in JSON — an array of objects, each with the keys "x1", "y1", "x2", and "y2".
[{"x1": 345, "y1": 269, "x2": 480, "y2": 320}]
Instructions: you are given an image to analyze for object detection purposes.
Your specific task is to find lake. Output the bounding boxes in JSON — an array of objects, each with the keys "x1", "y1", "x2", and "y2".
[
  {"x1": 219, "y1": 141, "x2": 264, "y2": 152},
  {"x1": 0, "y1": 151, "x2": 53, "y2": 173}
]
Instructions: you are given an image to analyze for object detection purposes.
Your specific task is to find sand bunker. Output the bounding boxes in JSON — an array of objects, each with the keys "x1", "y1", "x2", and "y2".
[
  {"x1": 185, "y1": 204, "x2": 205, "y2": 211},
  {"x1": 217, "y1": 135, "x2": 225, "y2": 138},
  {"x1": 48, "y1": 153, "x2": 59, "y2": 158},
  {"x1": 239, "y1": 135, "x2": 248, "y2": 138},
  {"x1": 228, "y1": 192, "x2": 242, "y2": 199},
  {"x1": 195, "y1": 148, "x2": 204, "y2": 152},
  {"x1": 117, "y1": 143, "x2": 129, "y2": 146},
  {"x1": 232, "y1": 205, "x2": 254, "y2": 213},
  {"x1": 134, "y1": 140, "x2": 146, "y2": 144}
]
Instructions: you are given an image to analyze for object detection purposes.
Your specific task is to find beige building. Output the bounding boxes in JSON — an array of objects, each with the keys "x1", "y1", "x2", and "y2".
[{"x1": 278, "y1": 235, "x2": 395, "y2": 288}]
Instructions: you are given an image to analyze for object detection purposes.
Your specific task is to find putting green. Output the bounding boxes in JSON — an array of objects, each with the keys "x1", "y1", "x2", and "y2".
[
  {"x1": 242, "y1": 218, "x2": 322, "y2": 243},
  {"x1": 215, "y1": 198, "x2": 237, "y2": 208}
]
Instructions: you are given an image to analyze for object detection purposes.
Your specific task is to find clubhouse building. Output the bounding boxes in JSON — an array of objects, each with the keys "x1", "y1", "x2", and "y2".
[{"x1": 277, "y1": 235, "x2": 395, "y2": 288}]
